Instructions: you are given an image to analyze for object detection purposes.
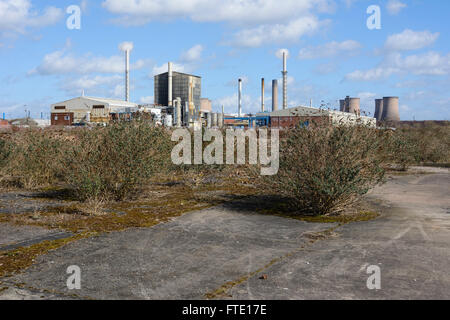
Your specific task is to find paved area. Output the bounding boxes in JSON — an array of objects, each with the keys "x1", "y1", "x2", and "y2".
[
  {"x1": 231, "y1": 172, "x2": 450, "y2": 300},
  {"x1": 0, "y1": 170, "x2": 449, "y2": 300},
  {"x1": 0, "y1": 223, "x2": 72, "y2": 251}
]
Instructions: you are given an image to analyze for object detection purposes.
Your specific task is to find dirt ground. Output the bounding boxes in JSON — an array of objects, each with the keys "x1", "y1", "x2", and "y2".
[{"x1": 0, "y1": 167, "x2": 449, "y2": 300}]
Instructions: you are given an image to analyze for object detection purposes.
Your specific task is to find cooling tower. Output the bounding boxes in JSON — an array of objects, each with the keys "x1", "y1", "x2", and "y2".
[
  {"x1": 381, "y1": 97, "x2": 400, "y2": 122},
  {"x1": 348, "y1": 98, "x2": 360, "y2": 115},
  {"x1": 374, "y1": 99, "x2": 384, "y2": 122},
  {"x1": 339, "y1": 100, "x2": 345, "y2": 112}
]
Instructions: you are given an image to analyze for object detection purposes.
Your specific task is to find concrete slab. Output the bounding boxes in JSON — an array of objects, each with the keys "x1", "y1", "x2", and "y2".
[
  {"x1": 2, "y1": 206, "x2": 336, "y2": 300},
  {"x1": 230, "y1": 173, "x2": 450, "y2": 300},
  {"x1": 1, "y1": 173, "x2": 448, "y2": 300},
  {"x1": 0, "y1": 223, "x2": 72, "y2": 252}
]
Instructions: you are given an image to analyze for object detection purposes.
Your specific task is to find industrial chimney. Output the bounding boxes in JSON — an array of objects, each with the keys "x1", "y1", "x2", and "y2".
[
  {"x1": 168, "y1": 62, "x2": 173, "y2": 107},
  {"x1": 374, "y1": 99, "x2": 384, "y2": 121},
  {"x1": 119, "y1": 42, "x2": 134, "y2": 102},
  {"x1": 238, "y1": 78, "x2": 242, "y2": 117},
  {"x1": 282, "y1": 52, "x2": 288, "y2": 110},
  {"x1": 272, "y1": 80, "x2": 278, "y2": 112},
  {"x1": 382, "y1": 97, "x2": 400, "y2": 122},
  {"x1": 261, "y1": 78, "x2": 265, "y2": 112}
]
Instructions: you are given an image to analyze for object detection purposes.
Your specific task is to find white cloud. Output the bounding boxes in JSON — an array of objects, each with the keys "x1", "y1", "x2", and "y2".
[
  {"x1": 102, "y1": 0, "x2": 330, "y2": 47},
  {"x1": 386, "y1": 0, "x2": 407, "y2": 15},
  {"x1": 119, "y1": 41, "x2": 134, "y2": 52},
  {"x1": 180, "y1": 44, "x2": 203, "y2": 62},
  {"x1": 60, "y1": 75, "x2": 123, "y2": 96},
  {"x1": 299, "y1": 40, "x2": 362, "y2": 59},
  {"x1": 102, "y1": 0, "x2": 325, "y2": 25},
  {"x1": 384, "y1": 29, "x2": 439, "y2": 52},
  {"x1": 30, "y1": 46, "x2": 149, "y2": 75},
  {"x1": 229, "y1": 16, "x2": 321, "y2": 47},
  {"x1": 345, "y1": 52, "x2": 450, "y2": 81},
  {"x1": 0, "y1": 0, "x2": 63, "y2": 37},
  {"x1": 275, "y1": 48, "x2": 290, "y2": 59}
]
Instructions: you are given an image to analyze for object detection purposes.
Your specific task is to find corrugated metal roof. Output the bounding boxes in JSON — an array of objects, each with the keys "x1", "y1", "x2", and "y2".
[{"x1": 51, "y1": 96, "x2": 138, "y2": 107}]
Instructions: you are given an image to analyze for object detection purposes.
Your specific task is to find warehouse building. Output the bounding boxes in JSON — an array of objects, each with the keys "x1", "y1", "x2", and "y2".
[{"x1": 50, "y1": 96, "x2": 138, "y2": 126}]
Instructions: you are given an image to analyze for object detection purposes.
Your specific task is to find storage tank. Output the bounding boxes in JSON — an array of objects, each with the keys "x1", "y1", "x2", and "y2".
[
  {"x1": 382, "y1": 97, "x2": 400, "y2": 122},
  {"x1": 348, "y1": 98, "x2": 360, "y2": 115},
  {"x1": 164, "y1": 115, "x2": 173, "y2": 127},
  {"x1": 374, "y1": 99, "x2": 384, "y2": 122}
]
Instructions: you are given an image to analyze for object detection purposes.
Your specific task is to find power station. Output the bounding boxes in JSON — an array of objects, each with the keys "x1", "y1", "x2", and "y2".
[{"x1": 44, "y1": 42, "x2": 401, "y2": 128}]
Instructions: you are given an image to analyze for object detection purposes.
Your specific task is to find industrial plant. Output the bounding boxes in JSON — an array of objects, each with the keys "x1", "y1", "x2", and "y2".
[{"x1": 41, "y1": 43, "x2": 402, "y2": 130}]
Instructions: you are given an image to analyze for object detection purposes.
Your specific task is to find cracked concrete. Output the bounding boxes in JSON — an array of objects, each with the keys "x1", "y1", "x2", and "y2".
[{"x1": 0, "y1": 169, "x2": 449, "y2": 300}]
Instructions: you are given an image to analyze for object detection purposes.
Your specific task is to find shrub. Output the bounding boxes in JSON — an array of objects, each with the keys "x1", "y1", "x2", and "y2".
[
  {"x1": 62, "y1": 122, "x2": 173, "y2": 201},
  {"x1": 260, "y1": 126, "x2": 386, "y2": 216},
  {"x1": 0, "y1": 137, "x2": 12, "y2": 170},
  {"x1": 6, "y1": 130, "x2": 64, "y2": 188}
]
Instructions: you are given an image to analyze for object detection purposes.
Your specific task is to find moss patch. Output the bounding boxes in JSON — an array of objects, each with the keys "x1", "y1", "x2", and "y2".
[{"x1": 0, "y1": 233, "x2": 90, "y2": 278}]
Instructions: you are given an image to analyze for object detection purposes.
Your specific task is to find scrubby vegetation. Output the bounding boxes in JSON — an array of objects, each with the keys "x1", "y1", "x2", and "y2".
[
  {"x1": 0, "y1": 121, "x2": 448, "y2": 217},
  {"x1": 62, "y1": 122, "x2": 174, "y2": 201},
  {"x1": 257, "y1": 126, "x2": 386, "y2": 215}
]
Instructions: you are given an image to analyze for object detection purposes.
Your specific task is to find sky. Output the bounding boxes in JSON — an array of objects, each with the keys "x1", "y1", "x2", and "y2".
[{"x1": 0, "y1": 0, "x2": 449, "y2": 120}]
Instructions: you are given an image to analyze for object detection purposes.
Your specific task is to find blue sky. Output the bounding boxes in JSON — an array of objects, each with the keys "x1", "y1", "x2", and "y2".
[{"x1": 0, "y1": 0, "x2": 449, "y2": 120}]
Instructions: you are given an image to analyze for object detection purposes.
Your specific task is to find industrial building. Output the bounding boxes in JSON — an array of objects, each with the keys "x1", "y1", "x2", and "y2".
[
  {"x1": 46, "y1": 41, "x2": 391, "y2": 129},
  {"x1": 50, "y1": 96, "x2": 138, "y2": 126}
]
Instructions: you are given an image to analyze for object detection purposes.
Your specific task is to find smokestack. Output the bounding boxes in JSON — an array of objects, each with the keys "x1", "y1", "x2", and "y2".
[
  {"x1": 168, "y1": 62, "x2": 173, "y2": 107},
  {"x1": 119, "y1": 42, "x2": 134, "y2": 102},
  {"x1": 272, "y1": 80, "x2": 278, "y2": 112},
  {"x1": 282, "y1": 52, "x2": 288, "y2": 109},
  {"x1": 125, "y1": 50, "x2": 130, "y2": 102},
  {"x1": 238, "y1": 78, "x2": 242, "y2": 117},
  {"x1": 261, "y1": 78, "x2": 265, "y2": 112}
]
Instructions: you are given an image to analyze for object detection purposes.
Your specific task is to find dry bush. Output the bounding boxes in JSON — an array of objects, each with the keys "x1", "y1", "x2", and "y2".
[
  {"x1": 259, "y1": 125, "x2": 386, "y2": 216},
  {"x1": 62, "y1": 122, "x2": 174, "y2": 202},
  {"x1": 396, "y1": 124, "x2": 450, "y2": 165},
  {"x1": 3, "y1": 130, "x2": 66, "y2": 189}
]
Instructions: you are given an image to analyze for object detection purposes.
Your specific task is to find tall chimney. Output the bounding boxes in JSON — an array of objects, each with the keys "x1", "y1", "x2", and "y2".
[
  {"x1": 282, "y1": 52, "x2": 288, "y2": 109},
  {"x1": 119, "y1": 42, "x2": 134, "y2": 102},
  {"x1": 272, "y1": 80, "x2": 278, "y2": 112},
  {"x1": 238, "y1": 79, "x2": 242, "y2": 117},
  {"x1": 168, "y1": 62, "x2": 173, "y2": 107},
  {"x1": 125, "y1": 49, "x2": 130, "y2": 102},
  {"x1": 261, "y1": 78, "x2": 265, "y2": 112}
]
